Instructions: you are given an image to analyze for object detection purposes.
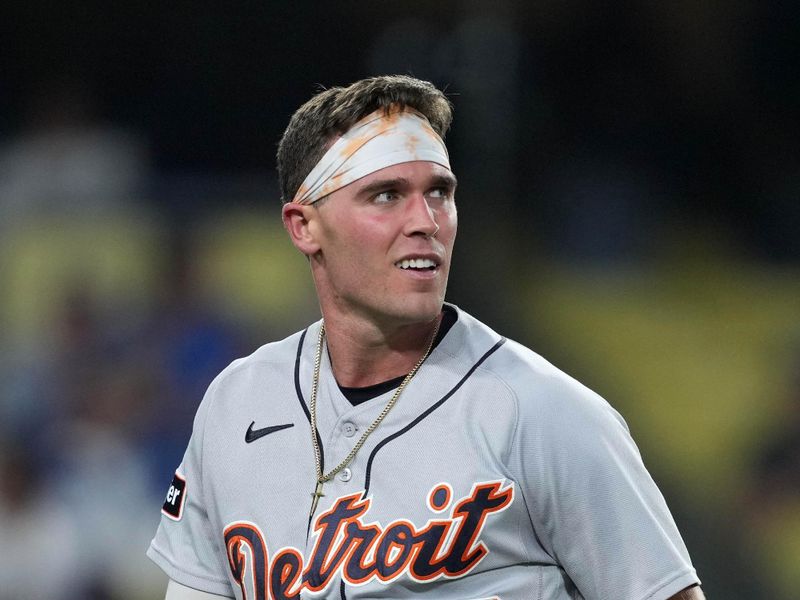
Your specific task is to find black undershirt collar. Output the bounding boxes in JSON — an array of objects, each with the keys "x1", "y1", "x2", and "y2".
[{"x1": 338, "y1": 305, "x2": 458, "y2": 406}]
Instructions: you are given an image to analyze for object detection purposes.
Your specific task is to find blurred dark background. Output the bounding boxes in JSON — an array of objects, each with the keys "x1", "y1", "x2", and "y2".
[{"x1": 1, "y1": 1, "x2": 798, "y2": 598}]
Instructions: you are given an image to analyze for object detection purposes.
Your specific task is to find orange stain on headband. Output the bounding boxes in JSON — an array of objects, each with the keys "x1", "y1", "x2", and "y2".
[{"x1": 292, "y1": 108, "x2": 450, "y2": 205}]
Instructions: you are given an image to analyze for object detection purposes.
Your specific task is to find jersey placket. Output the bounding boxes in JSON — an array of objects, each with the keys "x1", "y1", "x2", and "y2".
[{"x1": 316, "y1": 366, "x2": 395, "y2": 489}]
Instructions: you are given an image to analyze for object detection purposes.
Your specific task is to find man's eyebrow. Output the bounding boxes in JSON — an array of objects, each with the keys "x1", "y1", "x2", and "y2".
[
  {"x1": 432, "y1": 173, "x2": 458, "y2": 190},
  {"x1": 356, "y1": 178, "x2": 409, "y2": 196},
  {"x1": 356, "y1": 173, "x2": 458, "y2": 197}
]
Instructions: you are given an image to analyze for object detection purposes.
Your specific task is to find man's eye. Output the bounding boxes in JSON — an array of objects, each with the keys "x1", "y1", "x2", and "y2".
[
  {"x1": 428, "y1": 187, "x2": 452, "y2": 200},
  {"x1": 373, "y1": 191, "x2": 397, "y2": 203}
]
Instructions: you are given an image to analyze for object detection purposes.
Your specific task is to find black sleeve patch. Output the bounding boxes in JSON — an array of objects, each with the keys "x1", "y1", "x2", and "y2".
[{"x1": 161, "y1": 473, "x2": 186, "y2": 521}]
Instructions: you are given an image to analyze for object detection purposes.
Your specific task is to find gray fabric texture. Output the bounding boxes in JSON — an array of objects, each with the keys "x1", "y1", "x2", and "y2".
[{"x1": 148, "y1": 305, "x2": 699, "y2": 599}]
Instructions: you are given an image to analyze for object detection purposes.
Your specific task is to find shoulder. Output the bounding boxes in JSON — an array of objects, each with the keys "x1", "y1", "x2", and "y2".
[
  {"x1": 182, "y1": 324, "x2": 317, "y2": 468},
  {"x1": 193, "y1": 324, "x2": 314, "y2": 422},
  {"x1": 450, "y1": 306, "x2": 628, "y2": 436},
  {"x1": 208, "y1": 326, "x2": 310, "y2": 391},
  {"x1": 498, "y1": 339, "x2": 621, "y2": 423}
]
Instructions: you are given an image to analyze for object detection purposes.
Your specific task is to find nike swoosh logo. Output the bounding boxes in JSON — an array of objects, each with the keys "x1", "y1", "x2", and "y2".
[{"x1": 245, "y1": 421, "x2": 294, "y2": 443}]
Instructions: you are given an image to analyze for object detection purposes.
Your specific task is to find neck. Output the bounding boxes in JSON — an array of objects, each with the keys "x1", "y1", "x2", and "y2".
[{"x1": 321, "y1": 311, "x2": 442, "y2": 388}]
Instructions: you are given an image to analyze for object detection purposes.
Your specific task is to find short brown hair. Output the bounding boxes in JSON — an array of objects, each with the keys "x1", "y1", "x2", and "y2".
[{"x1": 276, "y1": 75, "x2": 453, "y2": 203}]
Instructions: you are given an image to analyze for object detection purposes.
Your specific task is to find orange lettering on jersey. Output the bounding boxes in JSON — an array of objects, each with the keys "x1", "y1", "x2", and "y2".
[{"x1": 224, "y1": 481, "x2": 513, "y2": 599}]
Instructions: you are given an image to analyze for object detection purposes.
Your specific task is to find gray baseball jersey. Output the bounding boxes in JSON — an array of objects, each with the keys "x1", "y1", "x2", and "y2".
[{"x1": 147, "y1": 305, "x2": 699, "y2": 599}]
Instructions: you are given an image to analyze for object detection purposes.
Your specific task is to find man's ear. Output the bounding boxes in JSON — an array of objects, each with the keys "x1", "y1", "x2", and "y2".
[{"x1": 282, "y1": 202, "x2": 321, "y2": 256}]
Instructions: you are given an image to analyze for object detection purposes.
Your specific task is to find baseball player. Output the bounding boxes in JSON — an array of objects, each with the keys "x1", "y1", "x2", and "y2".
[{"x1": 148, "y1": 75, "x2": 705, "y2": 600}]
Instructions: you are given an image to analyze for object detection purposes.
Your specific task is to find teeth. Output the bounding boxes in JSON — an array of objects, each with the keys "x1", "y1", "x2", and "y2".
[{"x1": 396, "y1": 258, "x2": 437, "y2": 270}]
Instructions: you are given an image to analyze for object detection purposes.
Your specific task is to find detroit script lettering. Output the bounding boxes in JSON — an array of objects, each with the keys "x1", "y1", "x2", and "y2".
[{"x1": 224, "y1": 481, "x2": 514, "y2": 599}]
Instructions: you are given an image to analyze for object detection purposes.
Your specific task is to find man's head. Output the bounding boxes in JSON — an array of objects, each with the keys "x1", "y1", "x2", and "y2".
[
  {"x1": 279, "y1": 76, "x2": 457, "y2": 330},
  {"x1": 277, "y1": 75, "x2": 453, "y2": 204}
]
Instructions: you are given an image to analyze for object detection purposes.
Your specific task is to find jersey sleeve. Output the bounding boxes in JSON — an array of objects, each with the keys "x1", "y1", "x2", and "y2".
[
  {"x1": 508, "y1": 372, "x2": 700, "y2": 600},
  {"x1": 147, "y1": 379, "x2": 234, "y2": 597}
]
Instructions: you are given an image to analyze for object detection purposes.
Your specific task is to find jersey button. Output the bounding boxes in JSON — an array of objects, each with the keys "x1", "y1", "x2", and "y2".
[
  {"x1": 342, "y1": 422, "x2": 357, "y2": 437},
  {"x1": 339, "y1": 468, "x2": 352, "y2": 482}
]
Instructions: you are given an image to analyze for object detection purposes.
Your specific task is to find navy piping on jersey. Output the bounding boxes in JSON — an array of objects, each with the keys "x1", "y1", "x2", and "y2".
[
  {"x1": 363, "y1": 337, "x2": 507, "y2": 494},
  {"x1": 338, "y1": 337, "x2": 506, "y2": 599},
  {"x1": 293, "y1": 327, "x2": 312, "y2": 422},
  {"x1": 294, "y1": 327, "x2": 328, "y2": 535}
]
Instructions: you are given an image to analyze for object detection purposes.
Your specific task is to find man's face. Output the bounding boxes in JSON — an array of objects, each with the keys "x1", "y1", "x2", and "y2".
[{"x1": 309, "y1": 160, "x2": 457, "y2": 328}]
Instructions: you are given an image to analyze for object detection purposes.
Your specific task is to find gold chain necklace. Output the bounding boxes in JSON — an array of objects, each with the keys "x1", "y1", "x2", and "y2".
[{"x1": 308, "y1": 318, "x2": 440, "y2": 517}]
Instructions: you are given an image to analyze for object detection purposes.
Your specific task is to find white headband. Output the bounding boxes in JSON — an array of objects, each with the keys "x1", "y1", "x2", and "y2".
[{"x1": 291, "y1": 107, "x2": 451, "y2": 205}]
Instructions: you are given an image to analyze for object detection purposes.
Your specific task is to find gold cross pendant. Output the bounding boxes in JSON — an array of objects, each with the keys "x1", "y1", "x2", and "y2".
[{"x1": 310, "y1": 480, "x2": 325, "y2": 517}]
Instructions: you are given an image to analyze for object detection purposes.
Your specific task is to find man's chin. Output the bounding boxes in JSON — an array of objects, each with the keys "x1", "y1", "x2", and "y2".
[{"x1": 387, "y1": 297, "x2": 445, "y2": 327}]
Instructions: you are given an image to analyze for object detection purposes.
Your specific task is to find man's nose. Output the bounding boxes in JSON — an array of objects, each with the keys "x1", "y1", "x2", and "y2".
[{"x1": 404, "y1": 193, "x2": 438, "y2": 237}]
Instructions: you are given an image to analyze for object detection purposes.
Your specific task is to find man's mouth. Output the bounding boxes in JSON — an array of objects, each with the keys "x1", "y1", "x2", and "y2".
[{"x1": 395, "y1": 258, "x2": 438, "y2": 270}]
